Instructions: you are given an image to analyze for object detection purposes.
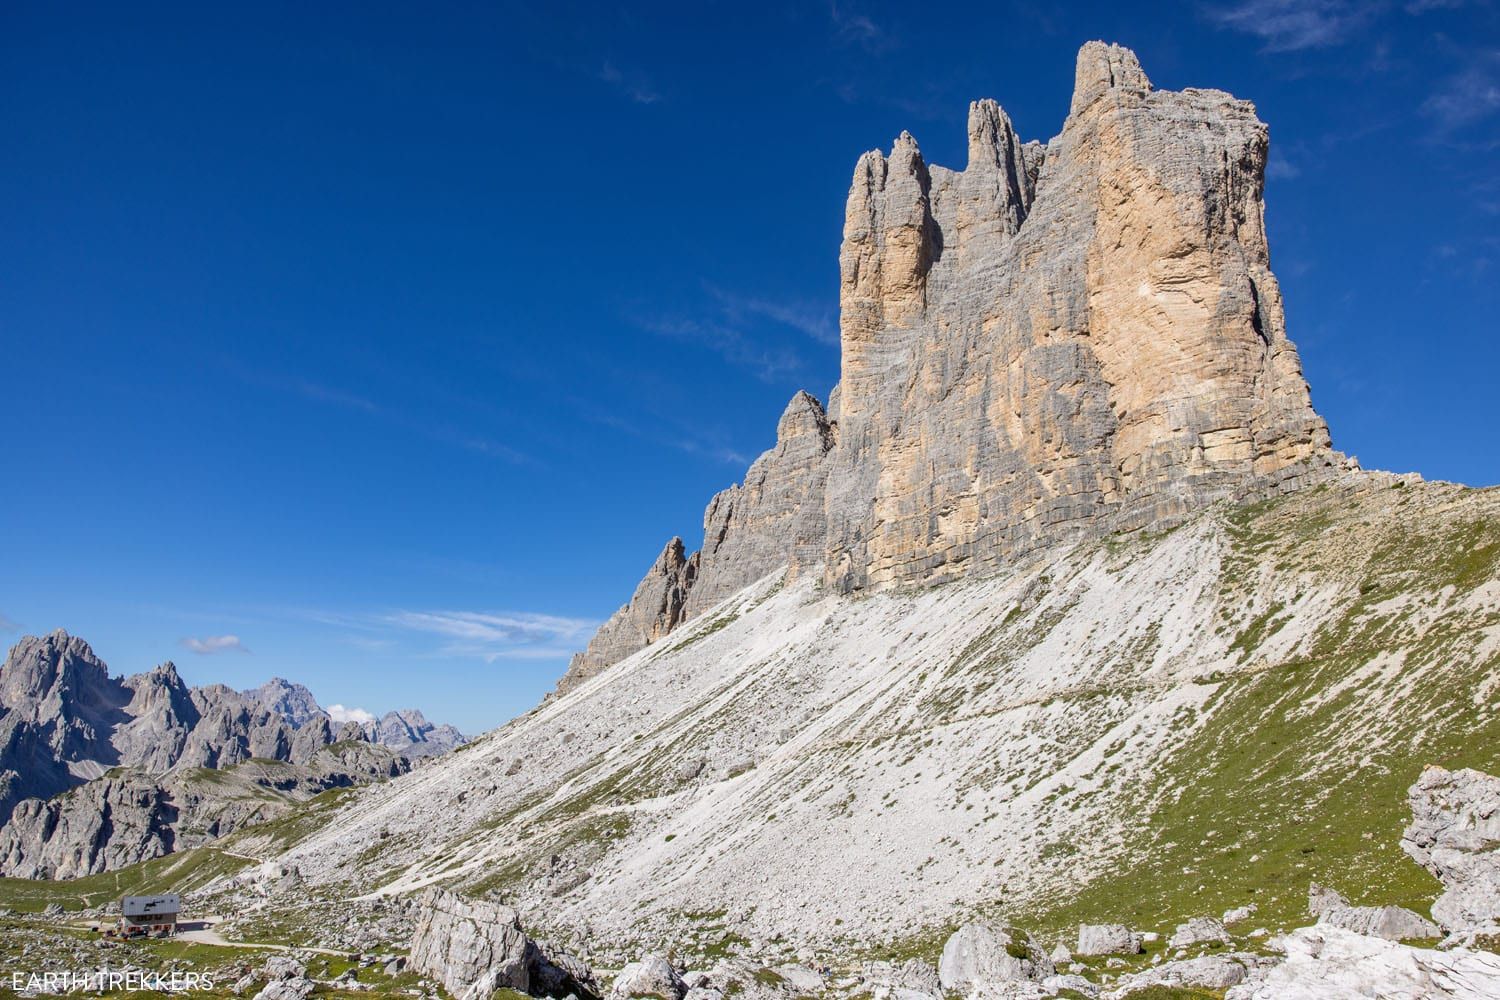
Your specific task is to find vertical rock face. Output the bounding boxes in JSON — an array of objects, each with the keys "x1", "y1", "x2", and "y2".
[
  {"x1": 559, "y1": 538, "x2": 698, "y2": 692},
  {"x1": 561, "y1": 391, "x2": 837, "y2": 687},
  {"x1": 562, "y1": 41, "x2": 1340, "y2": 682},
  {"x1": 685, "y1": 390, "x2": 836, "y2": 619},
  {"x1": 825, "y1": 41, "x2": 1332, "y2": 591}
]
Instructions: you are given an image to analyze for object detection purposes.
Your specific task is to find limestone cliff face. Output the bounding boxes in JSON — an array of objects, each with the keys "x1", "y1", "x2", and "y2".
[
  {"x1": 561, "y1": 42, "x2": 1339, "y2": 684},
  {"x1": 562, "y1": 392, "x2": 837, "y2": 688},
  {"x1": 559, "y1": 538, "x2": 697, "y2": 693},
  {"x1": 685, "y1": 390, "x2": 837, "y2": 619}
]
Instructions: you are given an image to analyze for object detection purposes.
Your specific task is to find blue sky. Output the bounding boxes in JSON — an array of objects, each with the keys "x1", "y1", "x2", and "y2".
[{"x1": 2, "y1": 1, "x2": 1496, "y2": 735}]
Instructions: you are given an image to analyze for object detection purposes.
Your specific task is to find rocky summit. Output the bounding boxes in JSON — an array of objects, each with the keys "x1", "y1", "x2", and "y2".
[{"x1": 563, "y1": 42, "x2": 1343, "y2": 688}]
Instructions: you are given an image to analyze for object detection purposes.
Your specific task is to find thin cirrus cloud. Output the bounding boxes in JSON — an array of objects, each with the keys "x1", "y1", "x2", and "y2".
[
  {"x1": 636, "y1": 314, "x2": 807, "y2": 384},
  {"x1": 380, "y1": 610, "x2": 598, "y2": 663},
  {"x1": 707, "y1": 286, "x2": 840, "y2": 347},
  {"x1": 1266, "y1": 148, "x2": 1302, "y2": 180},
  {"x1": 599, "y1": 61, "x2": 660, "y2": 104},
  {"x1": 233, "y1": 362, "x2": 533, "y2": 466},
  {"x1": 1421, "y1": 51, "x2": 1500, "y2": 135},
  {"x1": 1206, "y1": 0, "x2": 1373, "y2": 52},
  {"x1": 829, "y1": 1, "x2": 896, "y2": 54},
  {"x1": 563, "y1": 393, "x2": 750, "y2": 467},
  {"x1": 180, "y1": 634, "x2": 251, "y2": 655}
]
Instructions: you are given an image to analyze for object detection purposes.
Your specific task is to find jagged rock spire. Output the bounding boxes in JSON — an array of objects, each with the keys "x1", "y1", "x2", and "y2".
[{"x1": 1070, "y1": 40, "x2": 1152, "y2": 117}]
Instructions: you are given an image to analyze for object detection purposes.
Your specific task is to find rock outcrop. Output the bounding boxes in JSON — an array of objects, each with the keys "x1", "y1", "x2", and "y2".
[
  {"x1": 1307, "y1": 884, "x2": 1348, "y2": 916},
  {"x1": 408, "y1": 887, "x2": 595, "y2": 1000},
  {"x1": 1075, "y1": 924, "x2": 1142, "y2": 956},
  {"x1": 1317, "y1": 904, "x2": 1441, "y2": 941},
  {"x1": 1167, "y1": 916, "x2": 1231, "y2": 949},
  {"x1": 937, "y1": 923, "x2": 1052, "y2": 992},
  {"x1": 608, "y1": 955, "x2": 685, "y2": 1000},
  {"x1": 561, "y1": 538, "x2": 697, "y2": 691},
  {"x1": 1224, "y1": 925, "x2": 1500, "y2": 999},
  {"x1": 1402, "y1": 765, "x2": 1500, "y2": 934},
  {"x1": 409, "y1": 887, "x2": 538, "y2": 1000},
  {"x1": 1108, "y1": 955, "x2": 1252, "y2": 997},
  {"x1": 561, "y1": 41, "x2": 1342, "y2": 686}
]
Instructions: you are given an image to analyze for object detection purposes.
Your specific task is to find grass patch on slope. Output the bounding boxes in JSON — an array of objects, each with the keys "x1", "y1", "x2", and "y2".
[
  {"x1": 1022, "y1": 487, "x2": 1500, "y2": 939},
  {"x1": 0, "y1": 847, "x2": 251, "y2": 912}
]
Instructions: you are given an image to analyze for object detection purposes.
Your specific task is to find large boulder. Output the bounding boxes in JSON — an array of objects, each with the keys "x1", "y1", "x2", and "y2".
[
  {"x1": 251, "y1": 959, "x2": 314, "y2": 1000},
  {"x1": 1075, "y1": 924, "x2": 1142, "y2": 956},
  {"x1": 1317, "y1": 904, "x2": 1441, "y2": 941},
  {"x1": 770, "y1": 966, "x2": 825, "y2": 993},
  {"x1": 609, "y1": 954, "x2": 685, "y2": 1000},
  {"x1": 1042, "y1": 974, "x2": 1097, "y2": 998},
  {"x1": 251, "y1": 982, "x2": 312, "y2": 1000},
  {"x1": 938, "y1": 923, "x2": 1053, "y2": 993},
  {"x1": 1224, "y1": 926, "x2": 1500, "y2": 999},
  {"x1": 1401, "y1": 765, "x2": 1500, "y2": 934},
  {"x1": 1307, "y1": 883, "x2": 1349, "y2": 916},
  {"x1": 1166, "y1": 917, "x2": 1230, "y2": 949},
  {"x1": 408, "y1": 887, "x2": 538, "y2": 1000}
]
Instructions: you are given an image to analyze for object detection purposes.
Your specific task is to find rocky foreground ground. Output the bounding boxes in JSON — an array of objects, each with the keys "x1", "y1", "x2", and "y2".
[{"x1": 2, "y1": 764, "x2": 1497, "y2": 999}]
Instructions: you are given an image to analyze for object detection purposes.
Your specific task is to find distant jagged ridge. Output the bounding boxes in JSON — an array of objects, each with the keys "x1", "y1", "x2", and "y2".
[
  {"x1": 561, "y1": 42, "x2": 1348, "y2": 691},
  {"x1": 0, "y1": 629, "x2": 465, "y2": 877}
]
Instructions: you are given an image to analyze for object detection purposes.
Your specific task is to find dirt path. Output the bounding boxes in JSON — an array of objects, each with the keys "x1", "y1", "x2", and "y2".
[{"x1": 173, "y1": 917, "x2": 346, "y2": 956}]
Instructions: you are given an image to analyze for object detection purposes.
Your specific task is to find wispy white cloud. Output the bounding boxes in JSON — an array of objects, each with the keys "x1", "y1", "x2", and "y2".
[
  {"x1": 233, "y1": 365, "x2": 380, "y2": 414},
  {"x1": 599, "y1": 61, "x2": 661, "y2": 104},
  {"x1": 829, "y1": 1, "x2": 896, "y2": 53},
  {"x1": 638, "y1": 315, "x2": 807, "y2": 383},
  {"x1": 0, "y1": 613, "x2": 19, "y2": 632},
  {"x1": 234, "y1": 363, "x2": 533, "y2": 465},
  {"x1": 286, "y1": 378, "x2": 379, "y2": 413},
  {"x1": 381, "y1": 610, "x2": 597, "y2": 663},
  {"x1": 180, "y1": 634, "x2": 251, "y2": 655},
  {"x1": 327, "y1": 703, "x2": 376, "y2": 725},
  {"x1": 1206, "y1": 0, "x2": 1374, "y2": 52},
  {"x1": 707, "y1": 286, "x2": 839, "y2": 347},
  {"x1": 1267, "y1": 148, "x2": 1303, "y2": 179},
  {"x1": 1422, "y1": 50, "x2": 1500, "y2": 135},
  {"x1": 1405, "y1": 0, "x2": 1465, "y2": 13},
  {"x1": 342, "y1": 634, "x2": 395, "y2": 653},
  {"x1": 563, "y1": 394, "x2": 750, "y2": 467}
]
